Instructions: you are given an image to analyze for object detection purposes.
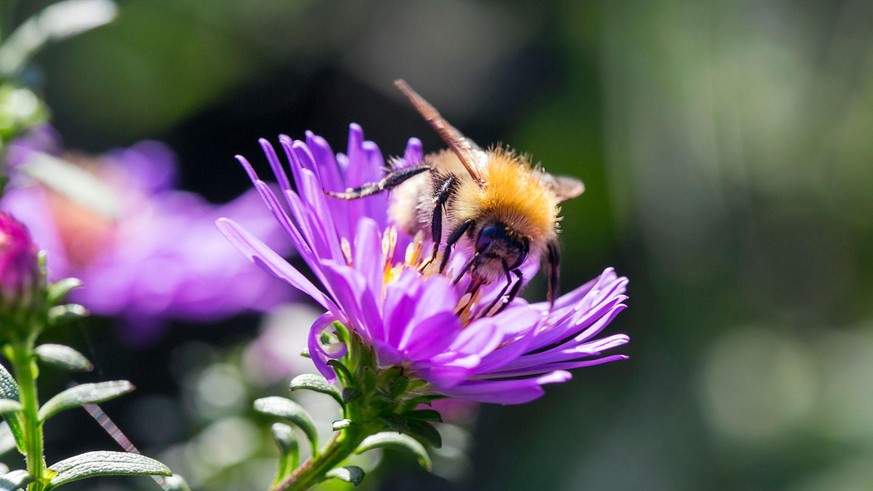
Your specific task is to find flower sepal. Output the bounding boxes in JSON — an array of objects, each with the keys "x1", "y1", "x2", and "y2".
[
  {"x1": 45, "y1": 278, "x2": 83, "y2": 307},
  {"x1": 326, "y1": 323, "x2": 443, "y2": 447},
  {"x1": 265, "y1": 322, "x2": 442, "y2": 490}
]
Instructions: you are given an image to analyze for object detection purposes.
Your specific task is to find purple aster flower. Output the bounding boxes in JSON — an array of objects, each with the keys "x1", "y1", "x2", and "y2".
[
  {"x1": 218, "y1": 124, "x2": 629, "y2": 405},
  {"x1": 1, "y1": 127, "x2": 294, "y2": 343}
]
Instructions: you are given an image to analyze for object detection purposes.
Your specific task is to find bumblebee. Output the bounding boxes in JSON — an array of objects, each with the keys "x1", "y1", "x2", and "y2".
[{"x1": 328, "y1": 80, "x2": 584, "y2": 308}]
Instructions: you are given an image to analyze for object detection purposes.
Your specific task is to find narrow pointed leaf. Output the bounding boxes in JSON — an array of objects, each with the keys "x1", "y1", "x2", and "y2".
[
  {"x1": 35, "y1": 344, "x2": 93, "y2": 372},
  {"x1": 0, "y1": 0, "x2": 118, "y2": 76},
  {"x1": 332, "y1": 419, "x2": 351, "y2": 431},
  {"x1": 253, "y1": 397, "x2": 318, "y2": 454},
  {"x1": 377, "y1": 414, "x2": 405, "y2": 433},
  {"x1": 325, "y1": 466, "x2": 364, "y2": 486},
  {"x1": 47, "y1": 304, "x2": 88, "y2": 326},
  {"x1": 271, "y1": 423, "x2": 298, "y2": 484},
  {"x1": 0, "y1": 365, "x2": 18, "y2": 401},
  {"x1": 39, "y1": 381, "x2": 133, "y2": 422},
  {"x1": 402, "y1": 409, "x2": 442, "y2": 423},
  {"x1": 0, "y1": 401, "x2": 21, "y2": 415},
  {"x1": 45, "y1": 451, "x2": 171, "y2": 489},
  {"x1": 356, "y1": 432, "x2": 432, "y2": 470},
  {"x1": 0, "y1": 469, "x2": 33, "y2": 490},
  {"x1": 341, "y1": 387, "x2": 361, "y2": 404},
  {"x1": 271, "y1": 423, "x2": 298, "y2": 455},
  {"x1": 46, "y1": 278, "x2": 83, "y2": 306},
  {"x1": 327, "y1": 360, "x2": 354, "y2": 386},
  {"x1": 289, "y1": 374, "x2": 343, "y2": 406},
  {"x1": 0, "y1": 366, "x2": 23, "y2": 452},
  {"x1": 163, "y1": 474, "x2": 192, "y2": 491},
  {"x1": 405, "y1": 420, "x2": 442, "y2": 449}
]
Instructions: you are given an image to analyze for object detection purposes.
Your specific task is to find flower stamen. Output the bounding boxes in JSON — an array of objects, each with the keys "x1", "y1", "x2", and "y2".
[{"x1": 340, "y1": 237, "x2": 354, "y2": 266}]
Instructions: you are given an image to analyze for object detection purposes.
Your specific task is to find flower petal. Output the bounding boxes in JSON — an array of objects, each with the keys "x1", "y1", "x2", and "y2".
[
  {"x1": 308, "y1": 313, "x2": 341, "y2": 382},
  {"x1": 440, "y1": 371, "x2": 572, "y2": 404},
  {"x1": 215, "y1": 218, "x2": 337, "y2": 313}
]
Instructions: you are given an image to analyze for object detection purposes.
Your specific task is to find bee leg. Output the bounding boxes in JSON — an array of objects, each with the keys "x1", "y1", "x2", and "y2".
[
  {"x1": 546, "y1": 239, "x2": 560, "y2": 308},
  {"x1": 454, "y1": 273, "x2": 485, "y2": 315},
  {"x1": 452, "y1": 250, "x2": 479, "y2": 285},
  {"x1": 494, "y1": 269, "x2": 524, "y2": 315},
  {"x1": 421, "y1": 175, "x2": 458, "y2": 268},
  {"x1": 440, "y1": 218, "x2": 475, "y2": 274},
  {"x1": 481, "y1": 263, "x2": 514, "y2": 316},
  {"x1": 325, "y1": 164, "x2": 430, "y2": 199}
]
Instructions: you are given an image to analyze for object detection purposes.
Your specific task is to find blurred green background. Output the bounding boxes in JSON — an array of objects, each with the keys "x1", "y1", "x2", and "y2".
[{"x1": 13, "y1": 0, "x2": 873, "y2": 489}]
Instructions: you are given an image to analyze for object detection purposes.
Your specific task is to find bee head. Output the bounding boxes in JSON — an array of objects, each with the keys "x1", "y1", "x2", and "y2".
[{"x1": 474, "y1": 222, "x2": 529, "y2": 271}]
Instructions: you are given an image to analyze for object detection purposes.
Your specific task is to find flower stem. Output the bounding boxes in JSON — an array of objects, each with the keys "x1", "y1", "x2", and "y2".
[
  {"x1": 270, "y1": 426, "x2": 367, "y2": 491},
  {"x1": 9, "y1": 340, "x2": 45, "y2": 491}
]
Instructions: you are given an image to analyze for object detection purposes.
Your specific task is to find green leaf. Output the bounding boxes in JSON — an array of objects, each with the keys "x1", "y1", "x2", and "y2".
[
  {"x1": 332, "y1": 419, "x2": 351, "y2": 431},
  {"x1": 271, "y1": 423, "x2": 298, "y2": 455},
  {"x1": 271, "y1": 423, "x2": 298, "y2": 485},
  {"x1": 356, "y1": 432, "x2": 432, "y2": 470},
  {"x1": 162, "y1": 474, "x2": 192, "y2": 491},
  {"x1": 402, "y1": 409, "x2": 442, "y2": 423},
  {"x1": 0, "y1": 401, "x2": 21, "y2": 415},
  {"x1": 47, "y1": 304, "x2": 88, "y2": 326},
  {"x1": 370, "y1": 394, "x2": 393, "y2": 409},
  {"x1": 0, "y1": 365, "x2": 23, "y2": 452},
  {"x1": 383, "y1": 367, "x2": 408, "y2": 398},
  {"x1": 289, "y1": 374, "x2": 343, "y2": 406},
  {"x1": 327, "y1": 360, "x2": 354, "y2": 387},
  {"x1": 341, "y1": 387, "x2": 361, "y2": 404},
  {"x1": 0, "y1": 469, "x2": 33, "y2": 490},
  {"x1": 325, "y1": 466, "x2": 364, "y2": 486},
  {"x1": 377, "y1": 414, "x2": 405, "y2": 433},
  {"x1": 45, "y1": 451, "x2": 171, "y2": 489},
  {"x1": 46, "y1": 278, "x2": 83, "y2": 306},
  {"x1": 405, "y1": 420, "x2": 442, "y2": 449},
  {"x1": 0, "y1": 365, "x2": 19, "y2": 401},
  {"x1": 39, "y1": 381, "x2": 134, "y2": 422},
  {"x1": 0, "y1": 0, "x2": 118, "y2": 76},
  {"x1": 35, "y1": 344, "x2": 93, "y2": 372},
  {"x1": 253, "y1": 397, "x2": 318, "y2": 455}
]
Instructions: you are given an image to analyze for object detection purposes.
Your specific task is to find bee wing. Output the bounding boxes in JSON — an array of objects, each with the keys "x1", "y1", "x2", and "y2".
[
  {"x1": 540, "y1": 173, "x2": 585, "y2": 202},
  {"x1": 394, "y1": 80, "x2": 487, "y2": 187}
]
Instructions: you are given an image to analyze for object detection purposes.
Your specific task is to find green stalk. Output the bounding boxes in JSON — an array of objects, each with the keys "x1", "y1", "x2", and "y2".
[
  {"x1": 9, "y1": 340, "x2": 45, "y2": 491},
  {"x1": 271, "y1": 425, "x2": 368, "y2": 491}
]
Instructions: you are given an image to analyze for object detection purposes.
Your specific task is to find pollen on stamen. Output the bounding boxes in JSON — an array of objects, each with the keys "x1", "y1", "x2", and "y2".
[
  {"x1": 455, "y1": 292, "x2": 473, "y2": 314},
  {"x1": 340, "y1": 237, "x2": 353, "y2": 266},
  {"x1": 453, "y1": 287, "x2": 485, "y2": 326},
  {"x1": 382, "y1": 226, "x2": 398, "y2": 269},
  {"x1": 468, "y1": 287, "x2": 485, "y2": 314},
  {"x1": 406, "y1": 230, "x2": 425, "y2": 268}
]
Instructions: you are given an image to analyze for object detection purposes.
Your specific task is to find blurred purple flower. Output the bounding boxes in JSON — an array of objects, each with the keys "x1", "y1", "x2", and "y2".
[
  {"x1": 0, "y1": 212, "x2": 39, "y2": 308},
  {"x1": 218, "y1": 124, "x2": 629, "y2": 404},
  {"x1": 1, "y1": 126, "x2": 293, "y2": 343}
]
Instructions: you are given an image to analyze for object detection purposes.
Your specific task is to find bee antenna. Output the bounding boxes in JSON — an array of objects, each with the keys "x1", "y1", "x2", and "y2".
[{"x1": 394, "y1": 79, "x2": 485, "y2": 187}]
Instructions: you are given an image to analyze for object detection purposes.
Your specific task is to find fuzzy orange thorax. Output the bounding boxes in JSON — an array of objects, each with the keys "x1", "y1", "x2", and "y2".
[{"x1": 454, "y1": 148, "x2": 558, "y2": 243}]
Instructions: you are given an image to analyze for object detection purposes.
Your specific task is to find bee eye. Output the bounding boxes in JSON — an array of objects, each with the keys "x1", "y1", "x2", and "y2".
[{"x1": 476, "y1": 225, "x2": 501, "y2": 252}]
